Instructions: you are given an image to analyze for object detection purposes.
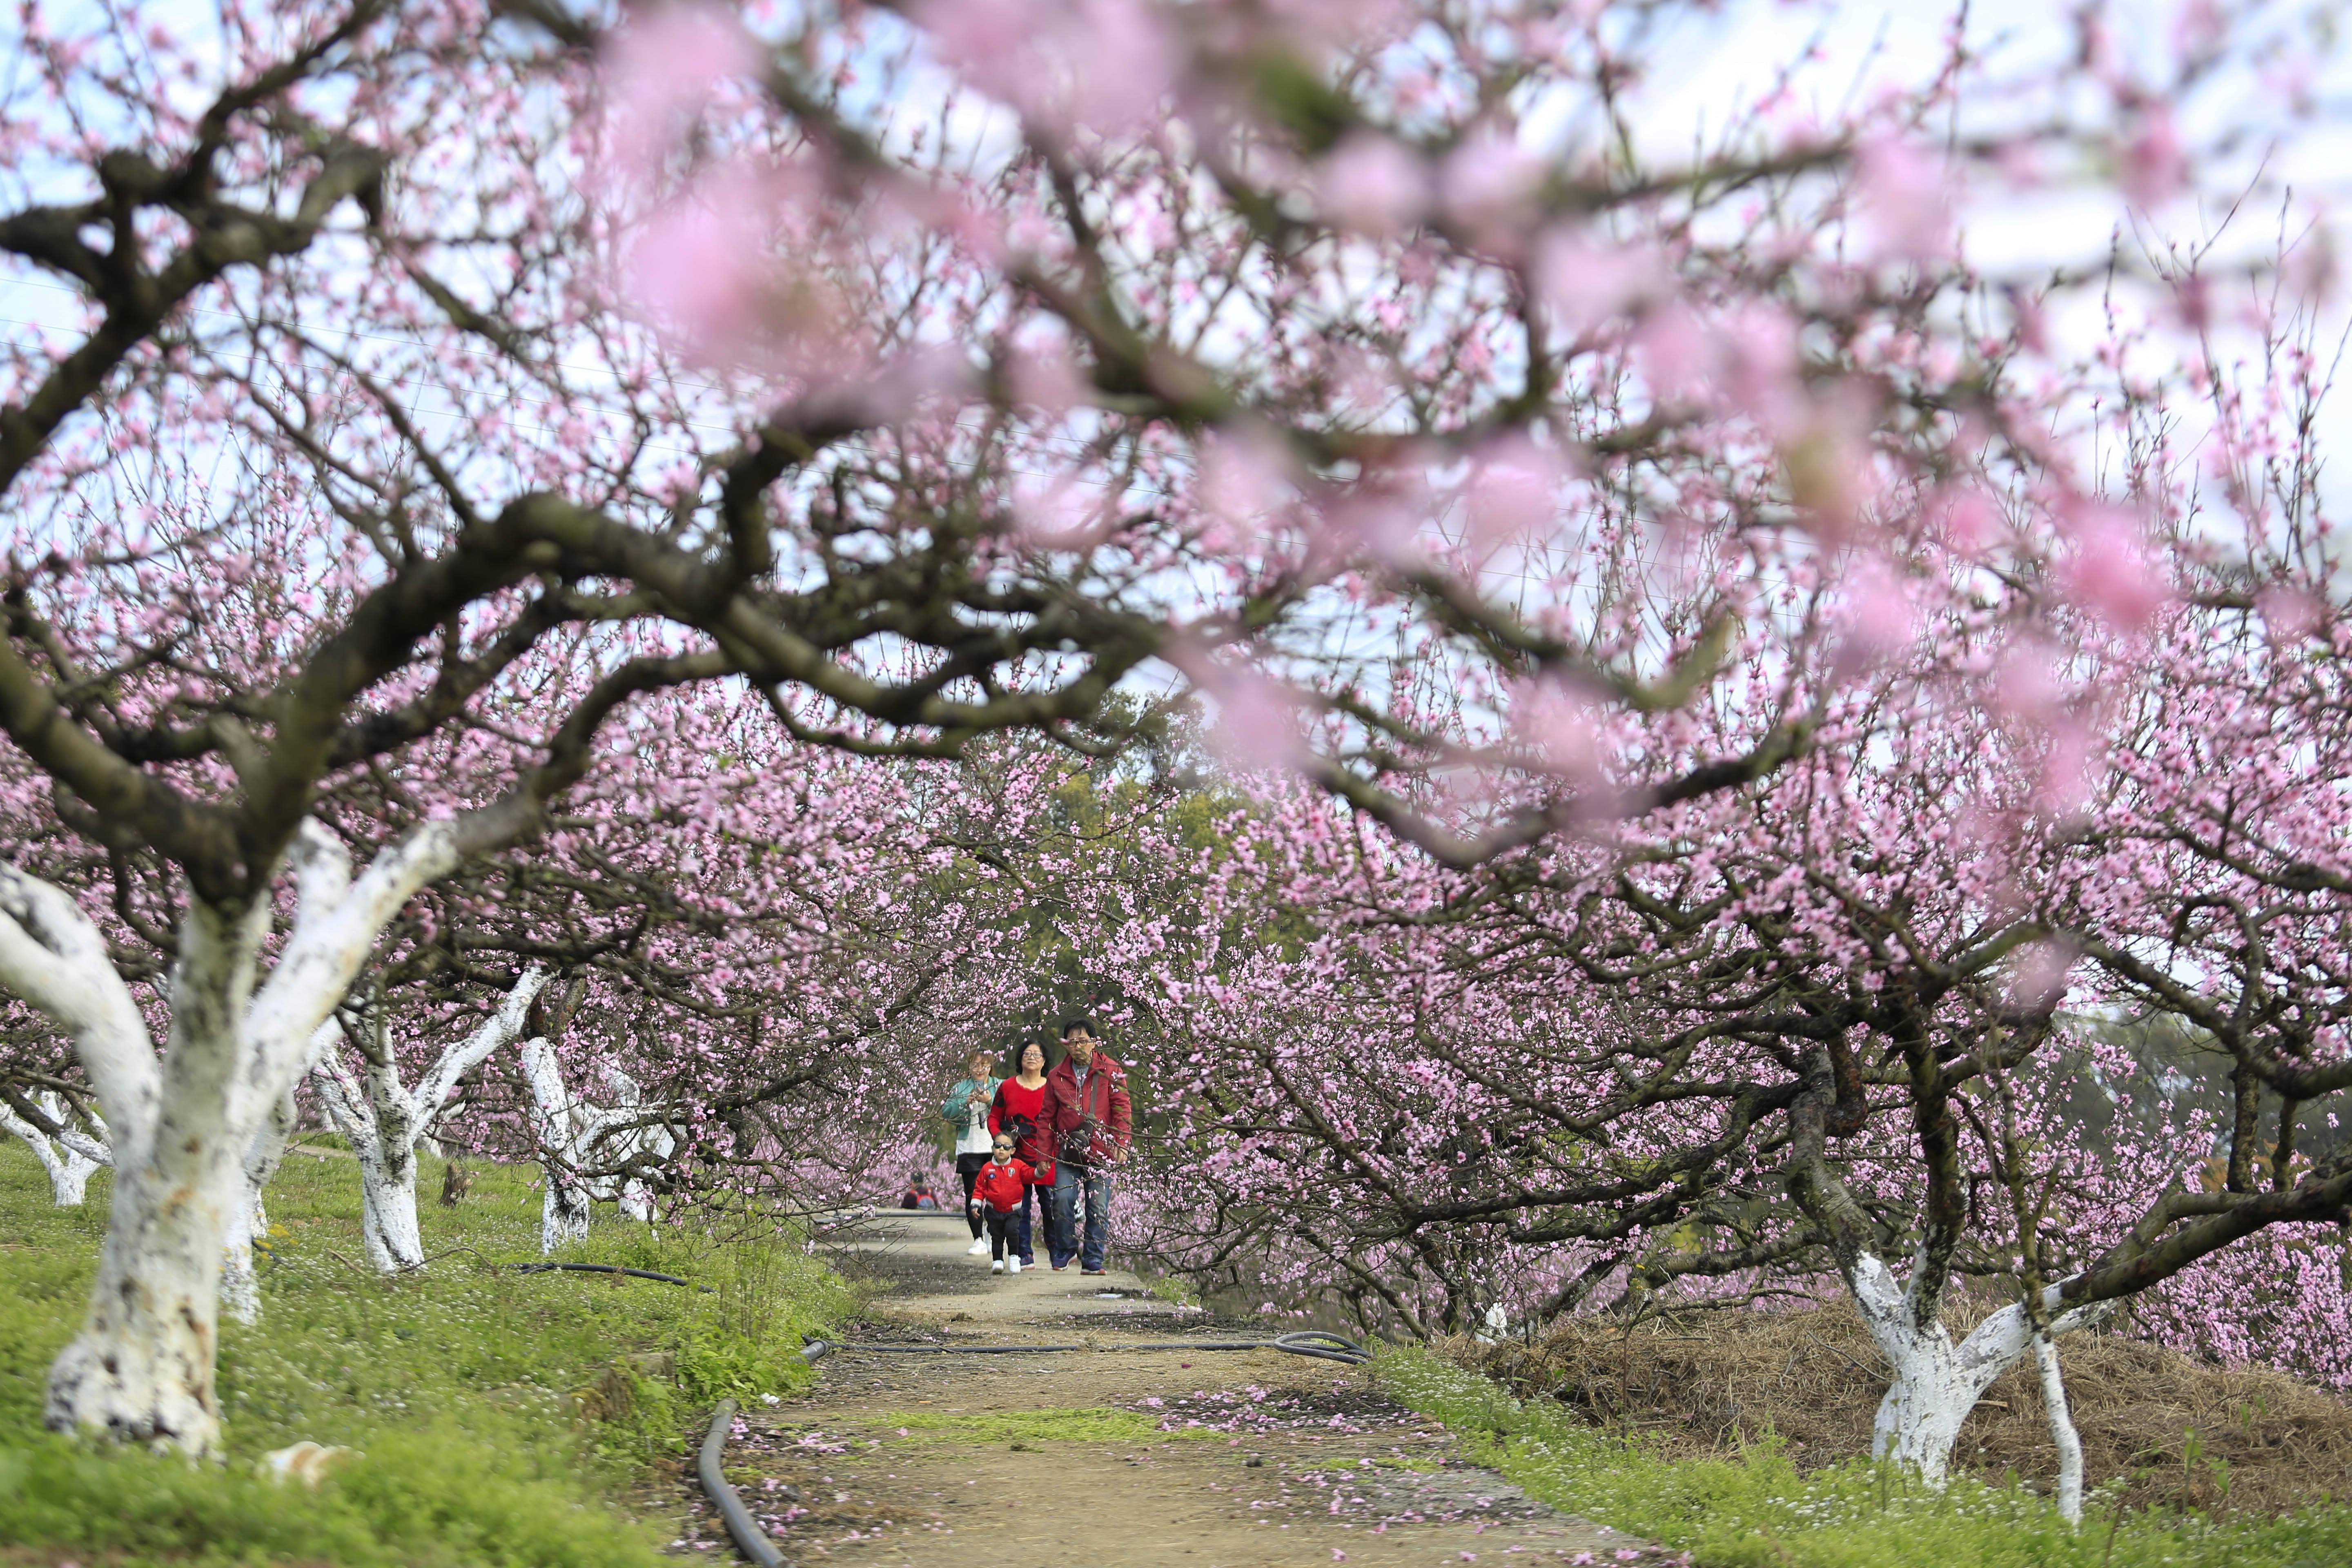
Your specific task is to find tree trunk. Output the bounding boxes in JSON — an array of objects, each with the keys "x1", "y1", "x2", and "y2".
[
  {"x1": 584, "y1": 1064, "x2": 669, "y2": 1226},
  {"x1": 2034, "y1": 1329, "x2": 2085, "y2": 1524},
  {"x1": 47, "y1": 1146, "x2": 244, "y2": 1451},
  {"x1": 1869, "y1": 1323, "x2": 1994, "y2": 1479},
  {"x1": 1, "y1": 1093, "x2": 105, "y2": 1205},
  {"x1": 542, "y1": 1173, "x2": 592, "y2": 1250},
  {"x1": 45, "y1": 901, "x2": 263, "y2": 1454},
  {"x1": 354, "y1": 1156, "x2": 425, "y2": 1268},
  {"x1": 316, "y1": 969, "x2": 545, "y2": 1272},
  {"x1": 223, "y1": 1038, "x2": 330, "y2": 1325},
  {"x1": 353, "y1": 1134, "x2": 426, "y2": 1270},
  {"x1": 218, "y1": 1199, "x2": 261, "y2": 1327},
  {"x1": 1844, "y1": 1248, "x2": 2105, "y2": 1484},
  {"x1": 315, "y1": 1052, "x2": 428, "y2": 1272},
  {"x1": 49, "y1": 1140, "x2": 98, "y2": 1205},
  {"x1": 3, "y1": 824, "x2": 468, "y2": 1454},
  {"x1": 520, "y1": 1033, "x2": 592, "y2": 1252}
]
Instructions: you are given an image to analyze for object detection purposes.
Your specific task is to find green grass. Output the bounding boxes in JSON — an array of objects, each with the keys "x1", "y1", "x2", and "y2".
[
  {"x1": 1372, "y1": 1348, "x2": 2352, "y2": 1568},
  {"x1": 854, "y1": 1405, "x2": 1217, "y2": 1445},
  {"x1": 0, "y1": 1143, "x2": 851, "y2": 1566}
]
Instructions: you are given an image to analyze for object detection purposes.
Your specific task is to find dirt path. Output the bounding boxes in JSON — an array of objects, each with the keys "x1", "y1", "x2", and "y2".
[{"x1": 702, "y1": 1214, "x2": 1668, "y2": 1568}]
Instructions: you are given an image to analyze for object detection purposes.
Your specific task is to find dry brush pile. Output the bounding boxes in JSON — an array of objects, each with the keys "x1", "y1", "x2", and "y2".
[{"x1": 1443, "y1": 1303, "x2": 2352, "y2": 1515}]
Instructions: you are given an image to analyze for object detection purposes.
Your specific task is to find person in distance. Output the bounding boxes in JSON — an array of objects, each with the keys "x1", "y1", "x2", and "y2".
[
  {"x1": 988, "y1": 1039, "x2": 1055, "y2": 1268},
  {"x1": 938, "y1": 1047, "x2": 1004, "y2": 1256},
  {"x1": 1042, "y1": 1016, "x2": 1131, "y2": 1276}
]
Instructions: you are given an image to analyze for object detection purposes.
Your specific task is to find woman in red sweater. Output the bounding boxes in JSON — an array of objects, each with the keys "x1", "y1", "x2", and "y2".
[{"x1": 987, "y1": 1041, "x2": 1053, "y2": 1267}]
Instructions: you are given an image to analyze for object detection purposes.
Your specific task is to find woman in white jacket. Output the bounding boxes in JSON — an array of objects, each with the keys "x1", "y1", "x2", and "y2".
[{"x1": 938, "y1": 1049, "x2": 1003, "y2": 1256}]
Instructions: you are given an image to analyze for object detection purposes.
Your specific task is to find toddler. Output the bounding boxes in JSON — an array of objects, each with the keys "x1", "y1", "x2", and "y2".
[{"x1": 967, "y1": 1134, "x2": 1035, "y2": 1273}]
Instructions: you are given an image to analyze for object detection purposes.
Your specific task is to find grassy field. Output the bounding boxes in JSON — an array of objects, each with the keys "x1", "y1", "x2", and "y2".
[
  {"x1": 16, "y1": 1141, "x2": 2352, "y2": 1568},
  {"x1": 0, "y1": 1143, "x2": 850, "y2": 1567},
  {"x1": 1375, "y1": 1347, "x2": 2352, "y2": 1568}
]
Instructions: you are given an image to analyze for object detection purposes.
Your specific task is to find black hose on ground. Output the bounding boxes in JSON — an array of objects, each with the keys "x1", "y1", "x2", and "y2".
[
  {"x1": 699, "y1": 1399, "x2": 783, "y2": 1568},
  {"x1": 700, "y1": 1340, "x2": 831, "y2": 1567},
  {"x1": 697, "y1": 1318, "x2": 1368, "y2": 1566},
  {"x1": 512, "y1": 1261, "x2": 716, "y2": 1292},
  {"x1": 1134, "y1": 1331, "x2": 1374, "y2": 1365}
]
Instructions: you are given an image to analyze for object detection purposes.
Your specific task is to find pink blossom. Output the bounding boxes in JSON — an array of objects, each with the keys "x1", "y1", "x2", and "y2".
[
  {"x1": 602, "y1": 4, "x2": 760, "y2": 184},
  {"x1": 1508, "y1": 675, "x2": 1614, "y2": 804},
  {"x1": 1200, "y1": 428, "x2": 1293, "y2": 531},
  {"x1": 1008, "y1": 342, "x2": 1091, "y2": 416},
  {"x1": 1831, "y1": 556, "x2": 1917, "y2": 679},
  {"x1": 626, "y1": 193, "x2": 768, "y2": 359},
  {"x1": 1441, "y1": 126, "x2": 1542, "y2": 235},
  {"x1": 2058, "y1": 503, "x2": 2169, "y2": 634},
  {"x1": 1855, "y1": 138, "x2": 1955, "y2": 263},
  {"x1": 1532, "y1": 228, "x2": 1656, "y2": 335},
  {"x1": 1165, "y1": 642, "x2": 1310, "y2": 775},
  {"x1": 1463, "y1": 435, "x2": 1570, "y2": 552},
  {"x1": 1318, "y1": 134, "x2": 1431, "y2": 238},
  {"x1": 1635, "y1": 304, "x2": 1713, "y2": 402},
  {"x1": 2257, "y1": 585, "x2": 2323, "y2": 640},
  {"x1": 2119, "y1": 107, "x2": 2188, "y2": 208},
  {"x1": 2009, "y1": 941, "x2": 2079, "y2": 1011},
  {"x1": 1010, "y1": 471, "x2": 1106, "y2": 546}
]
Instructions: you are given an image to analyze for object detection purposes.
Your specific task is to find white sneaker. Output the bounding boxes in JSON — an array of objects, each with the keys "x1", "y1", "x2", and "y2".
[
  {"x1": 991, "y1": 1258, "x2": 1005, "y2": 1274},
  {"x1": 1007, "y1": 1256, "x2": 1022, "y2": 1274},
  {"x1": 966, "y1": 1237, "x2": 989, "y2": 1256}
]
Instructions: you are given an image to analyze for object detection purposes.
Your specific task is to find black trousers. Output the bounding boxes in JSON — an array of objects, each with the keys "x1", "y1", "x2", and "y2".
[
  {"x1": 983, "y1": 1207, "x2": 1016, "y2": 1259},
  {"x1": 956, "y1": 1153, "x2": 989, "y2": 1238}
]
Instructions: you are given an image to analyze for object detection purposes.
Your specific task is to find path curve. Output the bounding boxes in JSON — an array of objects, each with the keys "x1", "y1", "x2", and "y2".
[{"x1": 706, "y1": 1214, "x2": 1670, "y2": 1568}]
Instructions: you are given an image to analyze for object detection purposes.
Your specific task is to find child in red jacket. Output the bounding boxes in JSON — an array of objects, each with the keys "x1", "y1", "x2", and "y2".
[{"x1": 967, "y1": 1134, "x2": 1036, "y2": 1274}]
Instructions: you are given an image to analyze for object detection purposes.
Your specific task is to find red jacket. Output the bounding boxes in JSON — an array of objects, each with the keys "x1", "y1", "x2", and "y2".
[
  {"x1": 969, "y1": 1157, "x2": 1036, "y2": 1212},
  {"x1": 988, "y1": 1077, "x2": 1054, "y2": 1167},
  {"x1": 1043, "y1": 1051, "x2": 1131, "y2": 1168}
]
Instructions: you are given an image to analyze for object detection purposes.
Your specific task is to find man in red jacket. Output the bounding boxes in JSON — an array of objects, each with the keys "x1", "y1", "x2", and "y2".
[{"x1": 1042, "y1": 1016, "x2": 1131, "y2": 1274}]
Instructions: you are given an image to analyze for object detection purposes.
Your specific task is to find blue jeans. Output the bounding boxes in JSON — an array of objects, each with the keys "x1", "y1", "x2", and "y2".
[
  {"x1": 1051, "y1": 1164, "x2": 1114, "y2": 1271},
  {"x1": 1015, "y1": 1181, "x2": 1041, "y2": 1264}
]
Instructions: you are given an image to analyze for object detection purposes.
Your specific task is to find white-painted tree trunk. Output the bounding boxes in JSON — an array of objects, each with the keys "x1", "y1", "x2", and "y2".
[
  {"x1": 543, "y1": 1168, "x2": 594, "y2": 1249},
  {"x1": 1842, "y1": 1249, "x2": 2107, "y2": 1485},
  {"x1": 590, "y1": 1062, "x2": 672, "y2": 1227},
  {"x1": 314, "y1": 1041, "x2": 428, "y2": 1272},
  {"x1": 314, "y1": 971, "x2": 546, "y2": 1273},
  {"x1": 223, "y1": 1027, "x2": 339, "y2": 1325},
  {"x1": 519, "y1": 1033, "x2": 591, "y2": 1251},
  {"x1": 54, "y1": 1139, "x2": 247, "y2": 1451},
  {"x1": 2034, "y1": 1328, "x2": 2086, "y2": 1524},
  {"x1": 46, "y1": 896, "x2": 274, "y2": 1450},
  {"x1": 516, "y1": 1044, "x2": 676, "y2": 1249},
  {"x1": 1, "y1": 1092, "x2": 108, "y2": 1205},
  {"x1": 0, "y1": 822, "x2": 465, "y2": 1454}
]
